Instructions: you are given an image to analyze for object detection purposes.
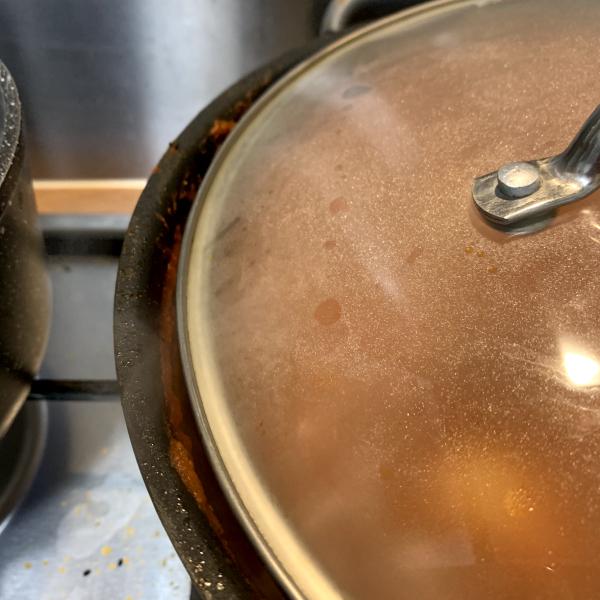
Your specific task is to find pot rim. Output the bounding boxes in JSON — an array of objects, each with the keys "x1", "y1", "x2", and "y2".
[{"x1": 113, "y1": 38, "x2": 336, "y2": 597}]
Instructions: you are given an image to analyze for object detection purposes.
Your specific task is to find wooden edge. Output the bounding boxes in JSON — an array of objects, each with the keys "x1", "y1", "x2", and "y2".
[{"x1": 33, "y1": 179, "x2": 146, "y2": 214}]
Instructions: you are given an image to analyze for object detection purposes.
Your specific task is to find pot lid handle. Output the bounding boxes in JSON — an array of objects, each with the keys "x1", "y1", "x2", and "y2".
[{"x1": 472, "y1": 105, "x2": 600, "y2": 225}]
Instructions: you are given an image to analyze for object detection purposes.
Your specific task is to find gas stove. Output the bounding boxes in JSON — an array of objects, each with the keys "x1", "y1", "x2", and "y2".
[{"x1": 0, "y1": 198, "x2": 192, "y2": 600}]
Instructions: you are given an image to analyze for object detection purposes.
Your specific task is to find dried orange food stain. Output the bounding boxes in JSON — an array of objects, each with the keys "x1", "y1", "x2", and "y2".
[
  {"x1": 209, "y1": 119, "x2": 236, "y2": 142},
  {"x1": 169, "y1": 439, "x2": 210, "y2": 515},
  {"x1": 378, "y1": 464, "x2": 394, "y2": 481},
  {"x1": 329, "y1": 197, "x2": 348, "y2": 215},
  {"x1": 160, "y1": 227, "x2": 222, "y2": 537},
  {"x1": 314, "y1": 298, "x2": 341, "y2": 326},
  {"x1": 405, "y1": 246, "x2": 423, "y2": 265}
]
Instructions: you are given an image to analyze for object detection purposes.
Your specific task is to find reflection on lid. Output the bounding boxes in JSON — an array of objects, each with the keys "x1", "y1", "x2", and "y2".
[{"x1": 563, "y1": 351, "x2": 600, "y2": 387}]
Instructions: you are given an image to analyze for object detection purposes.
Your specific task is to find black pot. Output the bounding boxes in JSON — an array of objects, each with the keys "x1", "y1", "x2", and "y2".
[
  {"x1": 114, "y1": 40, "x2": 337, "y2": 598},
  {"x1": 0, "y1": 61, "x2": 50, "y2": 438}
]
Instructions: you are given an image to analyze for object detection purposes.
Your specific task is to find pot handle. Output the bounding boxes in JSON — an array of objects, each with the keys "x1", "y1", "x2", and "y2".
[
  {"x1": 472, "y1": 105, "x2": 600, "y2": 226},
  {"x1": 320, "y1": 0, "x2": 416, "y2": 34}
]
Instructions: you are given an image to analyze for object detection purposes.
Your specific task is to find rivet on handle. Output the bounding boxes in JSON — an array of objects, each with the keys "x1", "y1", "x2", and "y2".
[{"x1": 472, "y1": 105, "x2": 600, "y2": 225}]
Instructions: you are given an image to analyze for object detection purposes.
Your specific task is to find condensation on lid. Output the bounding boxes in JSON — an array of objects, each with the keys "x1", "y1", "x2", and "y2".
[{"x1": 181, "y1": 0, "x2": 600, "y2": 597}]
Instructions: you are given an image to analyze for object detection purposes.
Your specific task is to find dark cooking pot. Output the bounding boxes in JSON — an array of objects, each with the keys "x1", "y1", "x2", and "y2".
[
  {"x1": 0, "y1": 61, "x2": 50, "y2": 439},
  {"x1": 115, "y1": 43, "x2": 323, "y2": 598},
  {"x1": 116, "y1": 0, "x2": 600, "y2": 597}
]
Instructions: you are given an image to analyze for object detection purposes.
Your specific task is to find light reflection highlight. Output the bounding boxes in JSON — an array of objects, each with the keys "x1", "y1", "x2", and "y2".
[{"x1": 563, "y1": 351, "x2": 600, "y2": 387}]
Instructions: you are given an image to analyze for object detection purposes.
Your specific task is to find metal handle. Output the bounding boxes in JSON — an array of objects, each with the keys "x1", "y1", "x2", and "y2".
[
  {"x1": 555, "y1": 105, "x2": 600, "y2": 183},
  {"x1": 321, "y1": 0, "x2": 370, "y2": 33},
  {"x1": 473, "y1": 105, "x2": 600, "y2": 226},
  {"x1": 320, "y1": 0, "x2": 412, "y2": 34}
]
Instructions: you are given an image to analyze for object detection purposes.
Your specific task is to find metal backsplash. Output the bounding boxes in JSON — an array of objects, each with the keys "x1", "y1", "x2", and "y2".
[{"x1": 0, "y1": 0, "x2": 328, "y2": 179}]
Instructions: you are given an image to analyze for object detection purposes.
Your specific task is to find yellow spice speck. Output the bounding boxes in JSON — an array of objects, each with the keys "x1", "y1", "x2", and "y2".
[
  {"x1": 24, "y1": 562, "x2": 32, "y2": 569},
  {"x1": 108, "y1": 562, "x2": 117, "y2": 571},
  {"x1": 101, "y1": 546, "x2": 112, "y2": 556}
]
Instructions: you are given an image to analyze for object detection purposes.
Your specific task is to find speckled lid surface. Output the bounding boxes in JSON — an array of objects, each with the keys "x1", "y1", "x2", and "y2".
[{"x1": 180, "y1": 1, "x2": 600, "y2": 598}]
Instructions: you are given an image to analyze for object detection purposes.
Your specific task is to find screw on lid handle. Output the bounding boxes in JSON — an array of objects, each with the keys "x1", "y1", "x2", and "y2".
[{"x1": 472, "y1": 105, "x2": 600, "y2": 226}]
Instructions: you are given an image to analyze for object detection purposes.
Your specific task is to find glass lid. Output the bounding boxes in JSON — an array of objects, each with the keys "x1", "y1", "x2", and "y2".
[{"x1": 179, "y1": 0, "x2": 600, "y2": 597}]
